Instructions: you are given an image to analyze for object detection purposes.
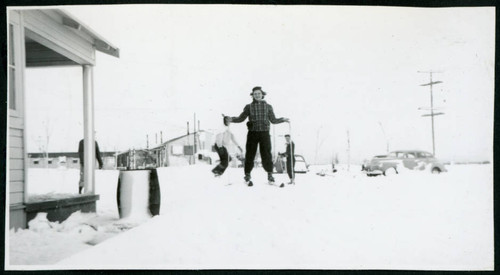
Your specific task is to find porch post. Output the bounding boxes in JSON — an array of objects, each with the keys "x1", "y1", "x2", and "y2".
[{"x1": 83, "y1": 65, "x2": 95, "y2": 194}]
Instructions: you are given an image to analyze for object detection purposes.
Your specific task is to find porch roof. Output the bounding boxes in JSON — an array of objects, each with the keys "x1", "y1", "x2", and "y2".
[{"x1": 57, "y1": 9, "x2": 119, "y2": 58}]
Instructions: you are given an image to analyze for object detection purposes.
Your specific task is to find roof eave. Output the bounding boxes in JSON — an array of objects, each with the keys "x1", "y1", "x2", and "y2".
[{"x1": 58, "y1": 9, "x2": 120, "y2": 58}]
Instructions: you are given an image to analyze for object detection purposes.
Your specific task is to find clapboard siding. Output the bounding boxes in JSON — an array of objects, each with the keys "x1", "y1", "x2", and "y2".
[
  {"x1": 9, "y1": 180, "x2": 24, "y2": 193},
  {"x1": 9, "y1": 112, "x2": 25, "y2": 208},
  {"x1": 9, "y1": 159, "x2": 24, "y2": 170},
  {"x1": 9, "y1": 147, "x2": 24, "y2": 159},
  {"x1": 10, "y1": 191, "x2": 24, "y2": 205},
  {"x1": 9, "y1": 127, "x2": 23, "y2": 137},
  {"x1": 9, "y1": 169, "x2": 24, "y2": 182},
  {"x1": 9, "y1": 135, "x2": 23, "y2": 149},
  {"x1": 23, "y1": 10, "x2": 95, "y2": 65},
  {"x1": 8, "y1": 9, "x2": 27, "y2": 229},
  {"x1": 9, "y1": 117, "x2": 24, "y2": 129}
]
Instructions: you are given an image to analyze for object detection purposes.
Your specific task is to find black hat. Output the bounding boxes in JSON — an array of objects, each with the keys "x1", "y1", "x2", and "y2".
[
  {"x1": 285, "y1": 134, "x2": 290, "y2": 137},
  {"x1": 250, "y1": 86, "x2": 267, "y2": 96}
]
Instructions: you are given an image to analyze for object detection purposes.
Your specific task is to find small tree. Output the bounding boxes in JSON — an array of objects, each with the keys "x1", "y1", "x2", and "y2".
[{"x1": 34, "y1": 119, "x2": 52, "y2": 167}]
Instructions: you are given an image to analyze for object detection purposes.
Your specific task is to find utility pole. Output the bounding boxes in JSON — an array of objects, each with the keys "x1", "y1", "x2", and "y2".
[
  {"x1": 146, "y1": 135, "x2": 149, "y2": 149},
  {"x1": 378, "y1": 121, "x2": 389, "y2": 153},
  {"x1": 418, "y1": 71, "x2": 445, "y2": 156},
  {"x1": 198, "y1": 120, "x2": 202, "y2": 150},
  {"x1": 193, "y1": 113, "x2": 197, "y2": 156},
  {"x1": 160, "y1": 131, "x2": 163, "y2": 144}
]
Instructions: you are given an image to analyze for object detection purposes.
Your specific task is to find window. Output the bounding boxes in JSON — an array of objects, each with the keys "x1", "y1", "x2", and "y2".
[
  {"x1": 33, "y1": 160, "x2": 39, "y2": 165},
  {"x1": 406, "y1": 153, "x2": 416, "y2": 159},
  {"x1": 73, "y1": 159, "x2": 78, "y2": 164},
  {"x1": 416, "y1": 152, "x2": 428, "y2": 158},
  {"x1": 48, "y1": 160, "x2": 53, "y2": 164},
  {"x1": 8, "y1": 24, "x2": 16, "y2": 110},
  {"x1": 396, "y1": 152, "x2": 406, "y2": 158},
  {"x1": 8, "y1": 25, "x2": 15, "y2": 66},
  {"x1": 171, "y1": 145, "x2": 183, "y2": 155},
  {"x1": 183, "y1": 145, "x2": 194, "y2": 155}
]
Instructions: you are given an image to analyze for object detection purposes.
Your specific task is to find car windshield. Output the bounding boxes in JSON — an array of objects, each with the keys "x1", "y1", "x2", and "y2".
[
  {"x1": 396, "y1": 152, "x2": 407, "y2": 158},
  {"x1": 406, "y1": 153, "x2": 416, "y2": 158}
]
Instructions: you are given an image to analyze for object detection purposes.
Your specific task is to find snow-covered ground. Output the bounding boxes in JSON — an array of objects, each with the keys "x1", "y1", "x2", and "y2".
[
  {"x1": 7, "y1": 163, "x2": 494, "y2": 270},
  {"x1": 7, "y1": 168, "x2": 148, "y2": 266}
]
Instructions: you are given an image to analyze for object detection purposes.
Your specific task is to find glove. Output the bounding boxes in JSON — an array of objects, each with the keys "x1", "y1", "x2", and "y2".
[{"x1": 222, "y1": 114, "x2": 232, "y2": 122}]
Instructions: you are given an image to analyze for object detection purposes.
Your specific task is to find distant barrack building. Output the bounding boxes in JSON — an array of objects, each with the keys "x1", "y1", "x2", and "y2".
[
  {"x1": 27, "y1": 152, "x2": 117, "y2": 169},
  {"x1": 117, "y1": 130, "x2": 216, "y2": 170}
]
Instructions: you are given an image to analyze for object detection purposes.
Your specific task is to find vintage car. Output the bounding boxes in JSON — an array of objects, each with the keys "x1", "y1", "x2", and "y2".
[
  {"x1": 365, "y1": 150, "x2": 447, "y2": 176},
  {"x1": 274, "y1": 154, "x2": 309, "y2": 174}
]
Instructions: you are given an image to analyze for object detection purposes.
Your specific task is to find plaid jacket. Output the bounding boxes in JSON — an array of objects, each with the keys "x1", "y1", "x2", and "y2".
[{"x1": 231, "y1": 100, "x2": 286, "y2": 132}]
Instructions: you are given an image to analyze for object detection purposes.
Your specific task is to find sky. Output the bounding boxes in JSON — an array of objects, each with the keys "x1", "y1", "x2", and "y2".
[{"x1": 23, "y1": 5, "x2": 495, "y2": 164}]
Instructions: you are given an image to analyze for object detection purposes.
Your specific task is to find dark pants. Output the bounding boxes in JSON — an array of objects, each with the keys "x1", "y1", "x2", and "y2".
[
  {"x1": 212, "y1": 144, "x2": 229, "y2": 175},
  {"x1": 286, "y1": 158, "x2": 296, "y2": 179},
  {"x1": 245, "y1": 131, "x2": 273, "y2": 174}
]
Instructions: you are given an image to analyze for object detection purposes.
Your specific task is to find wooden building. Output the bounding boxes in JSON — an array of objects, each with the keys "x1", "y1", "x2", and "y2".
[
  {"x1": 150, "y1": 130, "x2": 215, "y2": 167},
  {"x1": 7, "y1": 8, "x2": 119, "y2": 229},
  {"x1": 27, "y1": 152, "x2": 117, "y2": 169},
  {"x1": 116, "y1": 149, "x2": 157, "y2": 170},
  {"x1": 115, "y1": 131, "x2": 216, "y2": 170}
]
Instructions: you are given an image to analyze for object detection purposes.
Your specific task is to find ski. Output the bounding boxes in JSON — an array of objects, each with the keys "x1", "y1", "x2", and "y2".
[
  {"x1": 268, "y1": 181, "x2": 285, "y2": 188},
  {"x1": 267, "y1": 173, "x2": 284, "y2": 188}
]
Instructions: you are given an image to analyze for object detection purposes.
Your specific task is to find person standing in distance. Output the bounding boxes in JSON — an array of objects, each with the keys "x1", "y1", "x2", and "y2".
[
  {"x1": 279, "y1": 134, "x2": 296, "y2": 184},
  {"x1": 78, "y1": 137, "x2": 103, "y2": 194},
  {"x1": 227, "y1": 86, "x2": 289, "y2": 186}
]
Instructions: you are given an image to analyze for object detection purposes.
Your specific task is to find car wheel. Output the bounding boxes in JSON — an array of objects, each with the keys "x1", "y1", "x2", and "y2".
[
  {"x1": 431, "y1": 167, "x2": 441, "y2": 174},
  {"x1": 384, "y1": 167, "x2": 397, "y2": 176}
]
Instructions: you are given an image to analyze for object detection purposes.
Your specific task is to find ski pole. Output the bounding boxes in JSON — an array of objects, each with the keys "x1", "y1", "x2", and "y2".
[
  {"x1": 227, "y1": 159, "x2": 230, "y2": 185},
  {"x1": 288, "y1": 120, "x2": 294, "y2": 184}
]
